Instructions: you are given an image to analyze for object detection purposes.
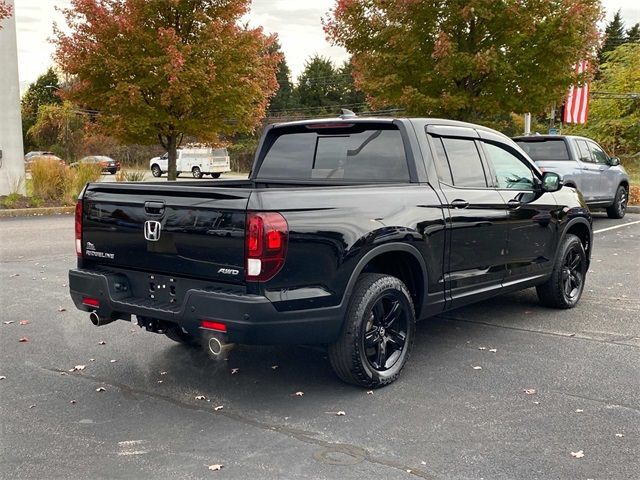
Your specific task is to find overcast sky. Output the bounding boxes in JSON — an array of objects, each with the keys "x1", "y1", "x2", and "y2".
[{"x1": 13, "y1": 0, "x2": 640, "y2": 93}]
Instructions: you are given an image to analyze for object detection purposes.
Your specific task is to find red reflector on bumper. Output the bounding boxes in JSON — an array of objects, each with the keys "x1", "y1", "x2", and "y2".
[
  {"x1": 201, "y1": 320, "x2": 227, "y2": 332},
  {"x1": 82, "y1": 297, "x2": 100, "y2": 308}
]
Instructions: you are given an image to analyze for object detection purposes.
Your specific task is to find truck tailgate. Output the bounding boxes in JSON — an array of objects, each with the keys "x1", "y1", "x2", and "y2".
[{"x1": 81, "y1": 183, "x2": 250, "y2": 283}]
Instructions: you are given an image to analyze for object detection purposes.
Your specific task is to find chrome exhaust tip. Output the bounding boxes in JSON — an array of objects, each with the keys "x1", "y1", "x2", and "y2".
[
  {"x1": 206, "y1": 335, "x2": 235, "y2": 360},
  {"x1": 89, "y1": 311, "x2": 114, "y2": 327}
]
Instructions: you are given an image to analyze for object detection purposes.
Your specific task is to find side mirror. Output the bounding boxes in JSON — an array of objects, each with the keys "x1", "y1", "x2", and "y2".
[
  {"x1": 608, "y1": 157, "x2": 620, "y2": 166},
  {"x1": 541, "y1": 172, "x2": 562, "y2": 192}
]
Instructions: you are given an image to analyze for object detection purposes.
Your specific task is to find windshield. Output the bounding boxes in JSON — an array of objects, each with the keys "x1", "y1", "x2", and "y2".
[
  {"x1": 514, "y1": 139, "x2": 570, "y2": 161},
  {"x1": 256, "y1": 125, "x2": 410, "y2": 182}
]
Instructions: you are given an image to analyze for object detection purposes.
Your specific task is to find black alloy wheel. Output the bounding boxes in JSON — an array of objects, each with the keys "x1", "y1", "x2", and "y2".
[
  {"x1": 561, "y1": 247, "x2": 584, "y2": 301},
  {"x1": 606, "y1": 185, "x2": 627, "y2": 219},
  {"x1": 536, "y1": 234, "x2": 586, "y2": 308},
  {"x1": 362, "y1": 292, "x2": 409, "y2": 371},
  {"x1": 329, "y1": 273, "x2": 415, "y2": 388}
]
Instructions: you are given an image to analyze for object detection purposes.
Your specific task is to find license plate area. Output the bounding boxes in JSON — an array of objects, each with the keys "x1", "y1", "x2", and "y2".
[{"x1": 148, "y1": 274, "x2": 180, "y2": 305}]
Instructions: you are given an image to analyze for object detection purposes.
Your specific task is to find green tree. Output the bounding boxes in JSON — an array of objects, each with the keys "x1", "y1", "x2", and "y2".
[
  {"x1": 337, "y1": 61, "x2": 366, "y2": 109},
  {"x1": 54, "y1": 0, "x2": 280, "y2": 180},
  {"x1": 324, "y1": 0, "x2": 602, "y2": 125},
  {"x1": 627, "y1": 23, "x2": 640, "y2": 43},
  {"x1": 267, "y1": 41, "x2": 295, "y2": 114},
  {"x1": 28, "y1": 101, "x2": 85, "y2": 161},
  {"x1": 296, "y1": 55, "x2": 345, "y2": 111},
  {"x1": 21, "y1": 68, "x2": 63, "y2": 151},
  {"x1": 566, "y1": 44, "x2": 640, "y2": 155},
  {"x1": 599, "y1": 10, "x2": 626, "y2": 63}
]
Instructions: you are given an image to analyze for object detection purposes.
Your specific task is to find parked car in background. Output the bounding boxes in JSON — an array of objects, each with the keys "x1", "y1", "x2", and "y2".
[
  {"x1": 513, "y1": 135, "x2": 630, "y2": 218},
  {"x1": 149, "y1": 147, "x2": 231, "y2": 178},
  {"x1": 24, "y1": 153, "x2": 65, "y2": 172},
  {"x1": 71, "y1": 156, "x2": 121, "y2": 175},
  {"x1": 24, "y1": 151, "x2": 55, "y2": 161}
]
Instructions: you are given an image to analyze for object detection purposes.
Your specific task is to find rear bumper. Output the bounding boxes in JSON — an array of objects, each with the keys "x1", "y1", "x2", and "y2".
[{"x1": 68, "y1": 269, "x2": 344, "y2": 345}]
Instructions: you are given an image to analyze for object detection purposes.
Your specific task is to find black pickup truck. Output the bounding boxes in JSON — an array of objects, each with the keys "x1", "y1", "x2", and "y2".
[{"x1": 69, "y1": 114, "x2": 592, "y2": 388}]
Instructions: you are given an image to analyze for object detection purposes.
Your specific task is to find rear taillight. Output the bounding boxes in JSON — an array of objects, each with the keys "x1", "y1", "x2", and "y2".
[
  {"x1": 245, "y1": 212, "x2": 288, "y2": 282},
  {"x1": 75, "y1": 200, "x2": 82, "y2": 256}
]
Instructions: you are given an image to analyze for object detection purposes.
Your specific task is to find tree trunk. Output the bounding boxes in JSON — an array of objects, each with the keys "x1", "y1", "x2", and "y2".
[{"x1": 167, "y1": 134, "x2": 177, "y2": 181}]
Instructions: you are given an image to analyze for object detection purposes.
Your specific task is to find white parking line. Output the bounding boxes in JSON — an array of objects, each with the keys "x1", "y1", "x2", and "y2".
[{"x1": 594, "y1": 220, "x2": 640, "y2": 234}]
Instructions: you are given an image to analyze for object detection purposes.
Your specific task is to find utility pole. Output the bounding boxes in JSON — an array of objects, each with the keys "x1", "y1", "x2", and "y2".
[{"x1": 523, "y1": 113, "x2": 531, "y2": 136}]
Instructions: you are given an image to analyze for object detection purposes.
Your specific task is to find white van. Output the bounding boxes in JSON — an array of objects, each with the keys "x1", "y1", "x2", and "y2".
[{"x1": 149, "y1": 147, "x2": 231, "y2": 178}]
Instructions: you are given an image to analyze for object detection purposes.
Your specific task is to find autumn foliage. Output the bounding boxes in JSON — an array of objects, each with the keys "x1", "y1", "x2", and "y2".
[
  {"x1": 54, "y1": 0, "x2": 280, "y2": 180},
  {"x1": 0, "y1": 0, "x2": 12, "y2": 27},
  {"x1": 324, "y1": 0, "x2": 603, "y2": 126}
]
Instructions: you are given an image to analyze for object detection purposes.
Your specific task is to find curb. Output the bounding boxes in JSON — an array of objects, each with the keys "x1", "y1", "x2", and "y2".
[
  {"x1": 0, "y1": 206, "x2": 75, "y2": 218},
  {"x1": 626, "y1": 205, "x2": 640, "y2": 214}
]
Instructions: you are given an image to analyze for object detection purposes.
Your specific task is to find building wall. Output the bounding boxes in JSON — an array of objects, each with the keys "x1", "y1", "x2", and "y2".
[{"x1": 0, "y1": 0, "x2": 26, "y2": 195}]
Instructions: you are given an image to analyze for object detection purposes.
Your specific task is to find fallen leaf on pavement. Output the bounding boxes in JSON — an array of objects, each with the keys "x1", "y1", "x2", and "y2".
[
  {"x1": 533, "y1": 401, "x2": 540, "y2": 405},
  {"x1": 157, "y1": 380, "x2": 163, "y2": 384},
  {"x1": 110, "y1": 359, "x2": 117, "y2": 363},
  {"x1": 472, "y1": 366, "x2": 482, "y2": 370},
  {"x1": 98, "y1": 341, "x2": 106, "y2": 345},
  {"x1": 19, "y1": 320, "x2": 30, "y2": 325},
  {"x1": 3, "y1": 321, "x2": 14, "y2": 325},
  {"x1": 0, "y1": 376, "x2": 6, "y2": 380},
  {"x1": 214, "y1": 405, "x2": 224, "y2": 411},
  {"x1": 421, "y1": 461, "x2": 427, "y2": 465},
  {"x1": 29, "y1": 405, "x2": 36, "y2": 409},
  {"x1": 523, "y1": 389, "x2": 536, "y2": 395},
  {"x1": 69, "y1": 365, "x2": 86, "y2": 372},
  {"x1": 294, "y1": 391, "x2": 304, "y2": 397},
  {"x1": 208, "y1": 464, "x2": 223, "y2": 471},
  {"x1": 488, "y1": 348, "x2": 497, "y2": 353},
  {"x1": 10, "y1": 273, "x2": 19, "y2": 277},
  {"x1": 615, "y1": 433, "x2": 624, "y2": 438},
  {"x1": 18, "y1": 337, "x2": 29, "y2": 343},
  {"x1": 271, "y1": 365, "x2": 279, "y2": 370},
  {"x1": 335, "y1": 411, "x2": 346, "y2": 416},
  {"x1": 575, "y1": 409, "x2": 584, "y2": 413},
  {"x1": 57, "y1": 306, "x2": 66, "y2": 312},
  {"x1": 89, "y1": 358, "x2": 95, "y2": 362},
  {"x1": 195, "y1": 395, "x2": 207, "y2": 400},
  {"x1": 96, "y1": 387, "x2": 106, "y2": 392},
  {"x1": 160, "y1": 371, "x2": 168, "y2": 375},
  {"x1": 70, "y1": 400, "x2": 76, "y2": 404},
  {"x1": 231, "y1": 368, "x2": 239, "y2": 374},
  {"x1": 478, "y1": 347, "x2": 486, "y2": 350},
  {"x1": 570, "y1": 450, "x2": 584, "y2": 458},
  {"x1": 366, "y1": 391, "x2": 373, "y2": 395}
]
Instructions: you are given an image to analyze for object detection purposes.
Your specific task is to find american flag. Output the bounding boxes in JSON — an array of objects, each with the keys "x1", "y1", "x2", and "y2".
[{"x1": 563, "y1": 61, "x2": 590, "y2": 124}]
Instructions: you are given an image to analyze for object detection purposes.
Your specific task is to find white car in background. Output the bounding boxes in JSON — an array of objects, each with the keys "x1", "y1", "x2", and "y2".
[{"x1": 150, "y1": 147, "x2": 231, "y2": 178}]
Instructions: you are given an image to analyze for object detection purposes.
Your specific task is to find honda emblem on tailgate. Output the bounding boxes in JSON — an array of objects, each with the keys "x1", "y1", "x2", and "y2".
[{"x1": 144, "y1": 220, "x2": 162, "y2": 242}]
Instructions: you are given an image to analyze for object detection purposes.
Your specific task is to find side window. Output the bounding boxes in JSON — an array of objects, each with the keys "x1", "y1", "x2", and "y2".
[
  {"x1": 588, "y1": 141, "x2": 609, "y2": 164},
  {"x1": 576, "y1": 140, "x2": 593, "y2": 163},
  {"x1": 430, "y1": 136, "x2": 453, "y2": 185},
  {"x1": 482, "y1": 142, "x2": 535, "y2": 190},
  {"x1": 441, "y1": 138, "x2": 487, "y2": 188}
]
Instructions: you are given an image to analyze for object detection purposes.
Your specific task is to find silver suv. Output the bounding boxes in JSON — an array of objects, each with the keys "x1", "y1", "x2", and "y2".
[{"x1": 514, "y1": 135, "x2": 630, "y2": 218}]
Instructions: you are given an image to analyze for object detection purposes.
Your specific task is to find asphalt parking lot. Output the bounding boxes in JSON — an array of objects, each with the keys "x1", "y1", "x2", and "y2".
[{"x1": 1, "y1": 213, "x2": 638, "y2": 480}]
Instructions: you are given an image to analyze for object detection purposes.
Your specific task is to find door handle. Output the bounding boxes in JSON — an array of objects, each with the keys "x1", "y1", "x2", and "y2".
[
  {"x1": 450, "y1": 199, "x2": 469, "y2": 209},
  {"x1": 507, "y1": 199, "x2": 521, "y2": 209}
]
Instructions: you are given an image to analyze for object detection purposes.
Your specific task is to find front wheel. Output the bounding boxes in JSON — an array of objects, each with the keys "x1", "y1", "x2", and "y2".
[
  {"x1": 606, "y1": 185, "x2": 628, "y2": 219},
  {"x1": 151, "y1": 164, "x2": 162, "y2": 177},
  {"x1": 328, "y1": 273, "x2": 415, "y2": 388},
  {"x1": 536, "y1": 234, "x2": 586, "y2": 309},
  {"x1": 192, "y1": 167, "x2": 202, "y2": 179}
]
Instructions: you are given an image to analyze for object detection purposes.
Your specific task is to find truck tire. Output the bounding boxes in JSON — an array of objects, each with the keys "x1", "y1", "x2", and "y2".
[
  {"x1": 211, "y1": 172, "x2": 221, "y2": 179},
  {"x1": 328, "y1": 273, "x2": 415, "y2": 388},
  {"x1": 606, "y1": 185, "x2": 627, "y2": 219},
  {"x1": 192, "y1": 167, "x2": 203, "y2": 179},
  {"x1": 151, "y1": 164, "x2": 162, "y2": 177},
  {"x1": 536, "y1": 234, "x2": 586, "y2": 309},
  {"x1": 165, "y1": 327, "x2": 199, "y2": 346}
]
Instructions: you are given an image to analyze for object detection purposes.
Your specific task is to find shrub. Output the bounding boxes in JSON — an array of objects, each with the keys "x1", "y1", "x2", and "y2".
[
  {"x1": 116, "y1": 170, "x2": 145, "y2": 182},
  {"x1": 30, "y1": 158, "x2": 68, "y2": 201},
  {"x1": 65, "y1": 162, "x2": 101, "y2": 203}
]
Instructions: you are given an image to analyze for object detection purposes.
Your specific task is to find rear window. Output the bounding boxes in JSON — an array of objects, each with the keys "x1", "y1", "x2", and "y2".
[
  {"x1": 514, "y1": 139, "x2": 570, "y2": 161},
  {"x1": 256, "y1": 125, "x2": 410, "y2": 182}
]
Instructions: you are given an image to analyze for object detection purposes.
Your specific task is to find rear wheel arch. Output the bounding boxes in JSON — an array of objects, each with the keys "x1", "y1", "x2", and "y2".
[
  {"x1": 559, "y1": 218, "x2": 591, "y2": 265},
  {"x1": 342, "y1": 243, "x2": 427, "y2": 319}
]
